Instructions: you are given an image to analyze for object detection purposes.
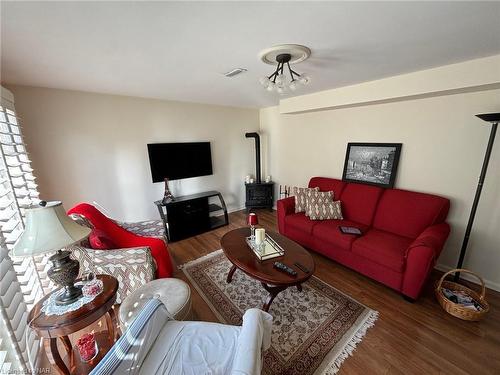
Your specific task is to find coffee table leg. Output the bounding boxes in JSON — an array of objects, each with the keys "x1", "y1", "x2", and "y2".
[
  {"x1": 44, "y1": 337, "x2": 70, "y2": 375},
  {"x1": 261, "y1": 283, "x2": 287, "y2": 312},
  {"x1": 226, "y1": 265, "x2": 237, "y2": 283},
  {"x1": 296, "y1": 284, "x2": 303, "y2": 292}
]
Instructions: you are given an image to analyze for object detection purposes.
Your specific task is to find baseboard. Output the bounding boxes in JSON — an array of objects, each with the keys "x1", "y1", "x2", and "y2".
[
  {"x1": 228, "y1": 206, "x2": 277, "y2": 213},
  {"x1": 227, "y1": 205, "x2": 246, "y2": 214},
  {"x1": 435, "y1": 263, "x2": 500, "y2": 292}
]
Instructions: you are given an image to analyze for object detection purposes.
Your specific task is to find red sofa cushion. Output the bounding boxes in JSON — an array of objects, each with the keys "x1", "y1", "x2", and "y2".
[
  {"x1": 67, "y1": 203, "x2": 173, "y2": 278},
  {"x1": 312, "y1": 219, "x2": 368, "y2": 251},
  {"x1": 89, "y1": 229, "x2": 117, "y2": 250},
  {"x1": 284, "y1": 213, "x2": 318, "y2": 234},
  {"x1": 308, "y1": 177, "x2": 346, "y2": 199},
  {"x1": 339, "y1": 183, "x2": 384, "y2": 226},
  {"x1": 352, "y1": 229, "x2": 412, "y2": 272},
  {"x1": 373, "y1": 189, "x2": 450, "y2": 239}
]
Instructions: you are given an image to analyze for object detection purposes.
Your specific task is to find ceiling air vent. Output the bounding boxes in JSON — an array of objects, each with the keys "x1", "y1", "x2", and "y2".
[{"x1": 223, "y1": 68, "x2": 247, "y2": 77}]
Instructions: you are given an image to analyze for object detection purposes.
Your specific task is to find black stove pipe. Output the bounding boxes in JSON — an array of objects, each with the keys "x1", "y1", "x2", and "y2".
[{"x1": 245, "y1": 132, "x2": 261, "y2": 184}]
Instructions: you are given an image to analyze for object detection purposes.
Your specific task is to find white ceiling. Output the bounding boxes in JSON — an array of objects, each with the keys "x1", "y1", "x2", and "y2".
[{"x1": 1, "y1": 1, "x2": 500, "y2": 108}]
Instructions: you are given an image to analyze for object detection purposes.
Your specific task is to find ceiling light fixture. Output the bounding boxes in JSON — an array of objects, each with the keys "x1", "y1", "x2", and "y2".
[{"x1": 259, "y1": 44, "x2": 311, "y2": 94}]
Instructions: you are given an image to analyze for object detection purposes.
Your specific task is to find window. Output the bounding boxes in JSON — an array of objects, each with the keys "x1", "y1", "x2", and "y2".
[{"x1": 0, "y1": 88, "x2": 45, "y2": 373}]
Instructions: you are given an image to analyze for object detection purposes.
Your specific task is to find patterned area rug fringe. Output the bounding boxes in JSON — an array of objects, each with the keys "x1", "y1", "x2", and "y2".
[
  {"x1": 177, "y1": 249, "x2": 223, "y2": 270},
  {"x1": 324, "y1": 310, "x2": 379, "y2": 375}
]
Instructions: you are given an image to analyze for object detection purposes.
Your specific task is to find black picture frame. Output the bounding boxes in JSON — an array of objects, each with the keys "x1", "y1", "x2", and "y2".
[{"x1": 342, "y1": 143, "x2": 402, "y2": 188}]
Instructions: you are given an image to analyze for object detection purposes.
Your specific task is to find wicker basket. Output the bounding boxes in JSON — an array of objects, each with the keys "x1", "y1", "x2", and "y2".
[{"x1": 435, "y1": 268, "x2": 489, "y2": 321}]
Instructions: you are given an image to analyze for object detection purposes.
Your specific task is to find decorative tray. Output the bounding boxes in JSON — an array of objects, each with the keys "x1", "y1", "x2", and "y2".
[{"x1": 245, "y1": 233, "x2": 285, "y2": 261}]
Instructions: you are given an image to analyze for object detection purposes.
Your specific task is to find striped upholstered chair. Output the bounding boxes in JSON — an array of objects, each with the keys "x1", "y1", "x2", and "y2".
[{"x1": 90, "y1": 298, "x2": 273, "y2": 375}]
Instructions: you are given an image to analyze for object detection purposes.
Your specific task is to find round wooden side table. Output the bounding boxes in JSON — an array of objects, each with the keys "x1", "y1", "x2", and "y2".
[{"x1": 28, "y1": 274, "x2": 119, "y2": 375}]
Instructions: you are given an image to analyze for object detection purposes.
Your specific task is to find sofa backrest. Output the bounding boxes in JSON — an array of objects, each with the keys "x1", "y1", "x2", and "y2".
[
  {"x1": 339, "y1": 183, "x2": 384, "y2": 226},
  {"x1": 308, "y1": 177, "x2": 346, "y2": 199},
  {"x1": 307, "y1": 177, "x2": 450, "y2": 236},
  {"x1": 373, "y1": 189, "x2": 450, "y2": 239},
  {"x1": 309, "y1": 177, "x2": 383, "y2": 226}
]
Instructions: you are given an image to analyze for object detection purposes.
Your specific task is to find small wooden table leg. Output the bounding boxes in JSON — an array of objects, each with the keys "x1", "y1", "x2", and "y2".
[
  {"x1": 59, "y1": 335, "x2": 72, "y2": 356},
  {"x1": 44, "y1": 337, "x2": 70, "y2": 375},
  {"x1": 109, "y1": 306, "x2": 120, "y2": 339},
  {"x1": 296, "y1": 284, "x2": 303, "y2": 292},
  {"x1": 226, "y1": 265, "x2": 237, "y2": 283},
  {"x1": 105, "y1": 309, "x2": 117, "y2": 343}
]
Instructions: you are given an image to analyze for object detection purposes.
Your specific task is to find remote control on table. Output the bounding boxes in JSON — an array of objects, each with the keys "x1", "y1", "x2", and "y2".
[
  {"x1": 273, "y1": 261, "x2": 297, "y2": 276},
  {"x1": 294, "y1": 262, "x2": 310, "y2": 273}
]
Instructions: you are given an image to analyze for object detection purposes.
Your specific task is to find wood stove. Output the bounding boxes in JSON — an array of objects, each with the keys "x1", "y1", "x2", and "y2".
[
  {"x1": 245, "y1": 182, "x2": 273, "y2": 212},
  {"x1": 245, "y1": 132, "x2": 274, "y2": 212}
]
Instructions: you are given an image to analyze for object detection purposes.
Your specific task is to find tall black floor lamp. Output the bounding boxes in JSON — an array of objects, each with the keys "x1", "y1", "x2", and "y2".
[{"x1": 454, "y1": 113, "x2": 499, "y2": 282}]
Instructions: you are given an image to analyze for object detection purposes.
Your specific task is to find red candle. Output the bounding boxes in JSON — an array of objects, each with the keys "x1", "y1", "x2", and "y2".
[
  {"x1": 77, "y1": 333, "x2": 98, "y2": 362},
  {"x1": 247, "y1": 213, "x2": 258, "y2": 226}
]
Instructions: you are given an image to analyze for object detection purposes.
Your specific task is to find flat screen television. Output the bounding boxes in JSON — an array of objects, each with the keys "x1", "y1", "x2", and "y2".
[{"x1": 147, "y1": 142, "x2": 213, "y2": 182}]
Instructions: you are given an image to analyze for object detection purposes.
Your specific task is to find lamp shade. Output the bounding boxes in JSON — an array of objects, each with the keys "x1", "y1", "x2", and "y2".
[
  {"x1": 12, "y1": 201, "x2": 91, "y2": 257},
  {"x1": 476, "y1": 113, "x2": 500, "y2": 123}
]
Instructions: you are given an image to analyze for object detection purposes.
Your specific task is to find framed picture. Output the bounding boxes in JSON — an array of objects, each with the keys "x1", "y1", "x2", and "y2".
[{"x1": 342, "y1": 143, "x2": 402, "y2": 188}]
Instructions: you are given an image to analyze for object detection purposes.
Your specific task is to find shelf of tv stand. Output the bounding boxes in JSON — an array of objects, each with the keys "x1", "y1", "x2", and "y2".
[
  {"x1": 209, "y1": 216, "x2": 227, "y2": 229},
  {"x1": 154, "y1": 190, "x2": 229, "y2": 242},
  {"x1": 209, "y1": 203, "x2": 223, "y2": 213}
]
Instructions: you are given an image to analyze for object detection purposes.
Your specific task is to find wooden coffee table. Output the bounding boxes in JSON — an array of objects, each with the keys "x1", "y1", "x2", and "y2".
[{"x1": 221, "y1": 227, "x2": 315, "y2": 312}]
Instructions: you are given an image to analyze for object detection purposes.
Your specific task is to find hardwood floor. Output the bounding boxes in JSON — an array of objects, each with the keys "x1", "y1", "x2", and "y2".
[{"x1": 169, "y1": 209, "x2": 500, "y2": 375}]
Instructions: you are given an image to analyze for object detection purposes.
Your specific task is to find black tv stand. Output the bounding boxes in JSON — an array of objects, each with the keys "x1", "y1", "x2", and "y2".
[{"x1": 155, "y1": 190, "x2": 228, "y2": 242}]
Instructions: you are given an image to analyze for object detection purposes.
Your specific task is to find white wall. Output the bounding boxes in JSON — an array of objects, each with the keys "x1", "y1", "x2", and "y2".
[
  {"x1": 8, "y1": 86, "x2": 259, "y2": 221},
  {"x1": 260, "y1": 89, "x2": 500, "y2": 290}
]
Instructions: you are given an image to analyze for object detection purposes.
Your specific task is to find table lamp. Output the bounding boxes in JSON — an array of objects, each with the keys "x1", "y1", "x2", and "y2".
[{"x1": 12, "y1": 201, "x2": 92, "y2": 305}]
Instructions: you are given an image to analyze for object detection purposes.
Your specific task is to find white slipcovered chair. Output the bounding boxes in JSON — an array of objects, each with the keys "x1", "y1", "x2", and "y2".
[{"x1": 90, "y1": 298, "x2": 273, "y2": 375}]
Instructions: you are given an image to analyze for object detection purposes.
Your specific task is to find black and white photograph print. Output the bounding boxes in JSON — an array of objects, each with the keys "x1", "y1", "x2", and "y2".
[{"x1": 342, "y1": 143, "x2": 402, "y2": 188}]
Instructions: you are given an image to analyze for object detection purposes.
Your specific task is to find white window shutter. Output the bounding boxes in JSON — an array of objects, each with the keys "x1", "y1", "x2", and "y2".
[
  {"x1": 0, "y1": 87, "x2": 45, "y2": 372},
  {"x1": 0, "y1": 242, "x2": 31, "y2": 374}
]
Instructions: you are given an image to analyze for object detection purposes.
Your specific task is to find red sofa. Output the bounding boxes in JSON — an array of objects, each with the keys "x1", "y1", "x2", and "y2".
[
  {"x1": 68, "y1": 203, "x2": 173, "y2": 278},
  {"x1": 277, "y1": 177, "x2": 450, "y2": 300}
]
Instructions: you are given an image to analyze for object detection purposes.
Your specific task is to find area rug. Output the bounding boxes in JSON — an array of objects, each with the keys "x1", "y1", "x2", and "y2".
[{"x1": 180, "y1": 250, "x2": 378, "y2": 375}]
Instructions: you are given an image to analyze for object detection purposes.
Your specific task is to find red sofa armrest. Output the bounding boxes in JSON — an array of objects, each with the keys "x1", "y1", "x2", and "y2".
[
  {"x1": 277, "y1": 197, "x2": 295, "y2": 234},
  {"x1": 402, "y1": 222, "x2": 450, "y2": 299}
]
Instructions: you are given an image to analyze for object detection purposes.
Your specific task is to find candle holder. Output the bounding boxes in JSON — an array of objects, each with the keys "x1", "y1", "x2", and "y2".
[
  {"x1": 82, "y1": 276, "x2": 104, "y2": 298},
  {"x1": 77, "y1": 332, "x2": 98, "y2": 362},
  {"x1": 247, "y1": 213, "x2": 258, "y2": 240}
]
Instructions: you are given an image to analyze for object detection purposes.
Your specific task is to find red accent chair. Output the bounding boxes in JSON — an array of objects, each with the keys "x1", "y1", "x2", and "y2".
[
  {"x1": 277, "y1": 177, "x2": 450, "y2": 300},
  {"x1": 68, "y1": 203, "x2": 173, "y2": 278}
]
